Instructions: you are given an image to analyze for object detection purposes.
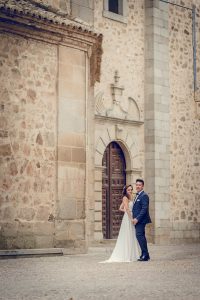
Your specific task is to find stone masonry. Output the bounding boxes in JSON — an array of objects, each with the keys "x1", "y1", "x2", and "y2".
[
  {"x1": 144, "y1": 0, "x2": 171, "y2": 244},
  {"x1": 0, "y1": 0, "x2": 199, "y2": 252},
  {"x1": 0, "y1": 0, "x2": 102, "y2": 252}
]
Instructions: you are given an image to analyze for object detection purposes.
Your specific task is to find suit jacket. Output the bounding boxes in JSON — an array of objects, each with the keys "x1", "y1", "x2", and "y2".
[{"x1": 132, "y1": 191, "x2": 151, "y2": 224}]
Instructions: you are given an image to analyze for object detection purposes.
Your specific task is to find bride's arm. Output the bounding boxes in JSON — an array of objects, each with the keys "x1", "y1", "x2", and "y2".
[
  {"x1": 122, "y1": 197, "x2": 133, "y2": 220},
  {"x1": 119, "y1": 201, "x2": 125, "y2": 212}
]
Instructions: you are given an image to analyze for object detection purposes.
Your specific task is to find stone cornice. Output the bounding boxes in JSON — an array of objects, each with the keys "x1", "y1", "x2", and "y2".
[{"x1": 95, "y1": 115, "x2": 144, "y2": 126}]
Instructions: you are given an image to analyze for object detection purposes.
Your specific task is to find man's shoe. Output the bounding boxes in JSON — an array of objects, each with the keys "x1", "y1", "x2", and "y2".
[{"x1": 137, "y1": 255, "x2": 150, "y2": 261}]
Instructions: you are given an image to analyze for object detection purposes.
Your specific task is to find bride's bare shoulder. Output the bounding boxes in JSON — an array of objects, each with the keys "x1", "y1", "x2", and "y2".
[{"x1": 122, "y1": 196, "x2": 129, "y2": 203}]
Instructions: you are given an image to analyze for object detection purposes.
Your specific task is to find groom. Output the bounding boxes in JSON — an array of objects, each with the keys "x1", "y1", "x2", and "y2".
[{"x1": 132, "y1": 179, "x2": 151, "y2": 261}]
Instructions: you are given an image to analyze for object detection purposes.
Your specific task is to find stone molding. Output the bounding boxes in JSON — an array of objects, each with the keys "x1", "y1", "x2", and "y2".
[
  {"x1": 95, "y1": 115, "x2": 143, "y2": 126},
  {"x1": 94, "y1": 126, "x2": 142, "y2": 170},
  {"x1": 95, "y1": 71, "x2": 142, "y2": 120}
]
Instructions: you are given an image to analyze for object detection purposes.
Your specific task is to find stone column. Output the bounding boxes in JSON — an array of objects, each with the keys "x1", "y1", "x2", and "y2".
[
  {"x1": 55, "y1": 45, "x2": 87, "y2": 253},
  {"x1": 94, "y1": 166, "x2": 104, "y2": 240},
  {"x1": 144, "y1": 0, "x2": 171, "y2": 244}
]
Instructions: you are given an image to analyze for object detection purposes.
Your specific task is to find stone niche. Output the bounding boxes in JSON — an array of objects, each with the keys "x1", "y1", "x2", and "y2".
[{"x1": 0, "y1": 3, "x2": 102, "y2": 253}]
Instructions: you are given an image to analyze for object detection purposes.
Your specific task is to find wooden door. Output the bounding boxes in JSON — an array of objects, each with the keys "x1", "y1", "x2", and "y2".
[{"x1": 102, "y1": 142, "x2": 126, "y2": 239}]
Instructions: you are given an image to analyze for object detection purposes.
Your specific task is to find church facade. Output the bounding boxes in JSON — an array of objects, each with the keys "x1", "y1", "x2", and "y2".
[{"x1": 0, "y1": 0, "x2": 200, "y2": 253}]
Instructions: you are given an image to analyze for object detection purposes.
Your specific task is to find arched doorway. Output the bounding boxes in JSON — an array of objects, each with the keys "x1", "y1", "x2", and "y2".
[{"x1": 102, "y1": 142, "x2": 126, "y2": 239}]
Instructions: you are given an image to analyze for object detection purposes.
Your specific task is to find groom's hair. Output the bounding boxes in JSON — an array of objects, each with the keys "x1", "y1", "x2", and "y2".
[{"x1": 136, "y1": 178, "x2": 144, "y2": 185}]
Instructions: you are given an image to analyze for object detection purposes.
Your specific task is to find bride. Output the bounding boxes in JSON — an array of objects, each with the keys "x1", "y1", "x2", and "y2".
[{"x1": 100, "y1": 185, "x2": 139, "y2": 263}]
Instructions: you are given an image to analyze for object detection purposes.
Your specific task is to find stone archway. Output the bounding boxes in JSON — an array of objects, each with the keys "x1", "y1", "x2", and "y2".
[{"x1": 93, "y1": 125, "x2": 143, "y2": 240}]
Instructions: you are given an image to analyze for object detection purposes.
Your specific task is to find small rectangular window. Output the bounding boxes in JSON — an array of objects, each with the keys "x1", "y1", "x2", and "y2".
[
  {"x1": 103, "y1": 0, "x2": 128, "y2": 23},
  {"x1": 109, "y1": 0, "x2": 119, "y2": 14}
]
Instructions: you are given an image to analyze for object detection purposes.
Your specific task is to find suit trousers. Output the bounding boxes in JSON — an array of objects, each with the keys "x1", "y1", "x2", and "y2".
[{"x1": 135, "y1": 223, "x2": 149, "y2": 257}]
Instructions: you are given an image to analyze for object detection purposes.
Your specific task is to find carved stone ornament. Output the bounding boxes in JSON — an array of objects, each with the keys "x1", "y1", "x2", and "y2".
[{"x1": 95, "y1": 71, "x2": 141, "y2": 122}]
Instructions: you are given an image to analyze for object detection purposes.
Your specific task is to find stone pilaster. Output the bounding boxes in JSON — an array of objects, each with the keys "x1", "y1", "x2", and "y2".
[{"x1": 144, "y1": 0, "x2": 171, "y2": 244}]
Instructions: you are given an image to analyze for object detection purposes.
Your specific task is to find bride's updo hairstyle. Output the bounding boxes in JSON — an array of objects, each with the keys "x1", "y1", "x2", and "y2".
[{"x1": 122, "y1": 185, "x2": 133, "y2": 198}]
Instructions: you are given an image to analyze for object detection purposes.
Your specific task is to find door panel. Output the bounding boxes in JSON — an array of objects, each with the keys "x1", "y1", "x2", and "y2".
[{"x1": 102, "y1": 142, "x2": 126, "y2": 239}]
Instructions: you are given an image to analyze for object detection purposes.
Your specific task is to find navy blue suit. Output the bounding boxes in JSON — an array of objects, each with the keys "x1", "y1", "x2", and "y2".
[{"x1": 132, "y1": 191, "x2": 151, "y2": 258}]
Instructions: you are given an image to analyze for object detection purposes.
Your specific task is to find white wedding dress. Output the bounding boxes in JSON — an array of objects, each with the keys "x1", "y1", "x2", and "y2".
[{"x1": 100, "y1": 201, "x2": 140, "y2": 263}]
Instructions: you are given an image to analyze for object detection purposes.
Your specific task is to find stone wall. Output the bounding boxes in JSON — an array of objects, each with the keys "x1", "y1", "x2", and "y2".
[
  {"x1": 0, "y1": 33, "x2": 57, "y2": 248},
  {"x1": 169, "y1": 0, "x2": 200, "y2": 242},
  {"x1": 92, "y1": 0, "x2": 146, "y2": 241},
  {"x1": 0, "y1": 3, "x2": 101, "y2": 251},
  {"x1": 94, "y1": 0, "x2": 145, "y2": 118},
  {"x1": 92, "y1": 0, "x2": 200, "y2": 244},
  {"x1": 0, "y1": 0, "x2": 199, "y2": 250}
]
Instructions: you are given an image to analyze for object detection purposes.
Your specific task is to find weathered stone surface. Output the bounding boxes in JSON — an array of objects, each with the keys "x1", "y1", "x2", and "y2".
[
  {"x1": 0, "y1": 0, "x2": 199, "y2": 252},
  {"x1": 0, "y1": 144, "x2": 11, "y2": 156},
  {"x1": 169, "y1": 0, "x2": 200, "y2": 240},
  {"x1": 57, "y1": 197, "x2": 76, "y2": 220},
  {"x1": 69, "y1": 221, "x2": 85, "y2": 240}
]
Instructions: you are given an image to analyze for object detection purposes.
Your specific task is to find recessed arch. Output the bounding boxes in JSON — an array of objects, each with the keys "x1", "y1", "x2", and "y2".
[
  {"x1": 102, "y1": 141, "x2": 126, "y2": 239},
  {"x1": 94, "y1": 126, "x2": 142, "y2": 241}
]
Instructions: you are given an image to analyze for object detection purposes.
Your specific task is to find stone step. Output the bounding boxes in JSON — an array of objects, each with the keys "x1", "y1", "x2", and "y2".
[{"x1": 0, "y1": 248, "x2": 63, "y2": 259}]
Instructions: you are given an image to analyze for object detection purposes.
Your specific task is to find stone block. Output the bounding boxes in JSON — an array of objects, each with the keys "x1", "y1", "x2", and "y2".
[
  {"x1": 36, "y1": 206, "x2": 51, "y2": 221},
  {"x1": 54, "y1": 238, "x2": 75, "y2": 249},
  {"x1": 94, "y1": 231, "x2": 103, "y2": 240},
  {"x1": 18, "y1": 207, "x2": 35, "y2": 221},
  {"x1": 59, "y1": 45, "x2": 85, "y2": 67},
  {"x1": 58, "y1": 78, "x2": 85, "y2": 102},
  {"x1": 191, "y1": 230, "x2": 199, "y2": 239},
  {"x1": 0, "y1": 144, "x2": 12, "y2": 156},
  {"x1": 58, "y1": 133, "x2": 85, "y2": 147},
  {"x1": 57, "y1": 197, "x2": 76, "y2": 220},
  {"x1": 155, "y1": 202, "x2": 170, "y2": 219},
  {"x1": 33, "y1": 222, "x2": 54, "y2": 236},
  {"x1": 71, "y1": 147, "x2": 86, "y2": 163},
  {"x1": 94, "y1": 169, "x2": 103, "y2": 181},
  {"x1": 76, "y1": 199, "x2": 85, "y2": 219},
  {"x1": 13, "y1": 235, "x2": 36, "y2": 249},
  {"x1": 94, "y1": 151, "x2": 103, "y2": 166},
  {"x1": 94, "y1": 221, "x2": 102, "y2": 231},
  {"x1": 69, "y1": 221, "x2": 85, "y2": 240},
  {"x1": 18, "y1": 221, "x2": 34, "y2": 235},
  {"x1": 58, "y1": 98, "x2": 85, "y2": 133},
  {"x1": 58, "y1": 146, "x2": 71, "y2": 162},
  {"x1": 55, "y1": 230, "x2": 69, "y2": 241},
  {"x1": 171, "y1": 230, "x2": 184, "y2": 239},
  {"x1": 55, "y1": 220, "x2": 70, "y2": 232},
  {"x1": 94, "y1": 211, "x2": 102, "y2": 221},
  {"x1": 58, "y1": 164, "x2": 85, "y2": 198},
  {"x1": 94, "y1": 181, "x2": 102, "y2": 192},
  {"x1": 95, "y1": 191, "x2": 102, "y2": 201},
  {"x1": 183, "y1": 230, "x2": 192, "y2": 239},
  {"x1": 1, "y1": 207, "x2": 15, "y2": 220},
  {"x1": 0, "y1": 222, "x2": 19, "y2": 237},
  {"x1": 95, "y1": 201, "x2": 102, "y2": 211},
  {"x1": 35, "y1": 236, "x2": 54, "y2": 248}
]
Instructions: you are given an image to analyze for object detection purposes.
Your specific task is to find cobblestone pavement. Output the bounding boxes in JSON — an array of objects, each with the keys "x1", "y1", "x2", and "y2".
[{"x1": 0, "y1": 244, "x2": 200, "y2": 300}]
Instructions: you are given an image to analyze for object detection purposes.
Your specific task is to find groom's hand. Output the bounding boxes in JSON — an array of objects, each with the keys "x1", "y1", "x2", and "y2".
[{"x1": 132, "y1": 218, "x2": 138, "y2": 225}]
